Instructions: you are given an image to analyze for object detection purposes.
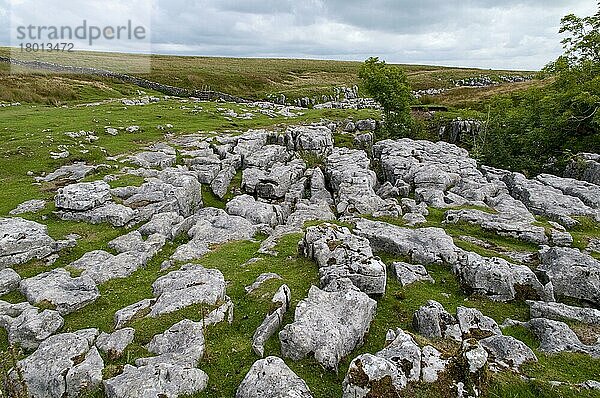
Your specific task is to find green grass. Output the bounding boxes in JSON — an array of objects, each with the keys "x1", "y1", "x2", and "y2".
[{"x1": 1, "y1": 47, "x2": 539, "y2": 106}]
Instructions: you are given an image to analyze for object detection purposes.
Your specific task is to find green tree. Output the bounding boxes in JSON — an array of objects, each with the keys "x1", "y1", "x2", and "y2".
[
  {"x1": 358, "y1": 57, "x2": 413, "y2": 137},
  {"x1": 479, "y1": 4, "x2": 599, "y2": 175}
]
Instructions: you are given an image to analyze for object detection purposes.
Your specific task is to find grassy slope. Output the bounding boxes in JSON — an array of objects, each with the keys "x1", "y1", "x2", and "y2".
[{"x1": 1, "y1": 47, "x2": 539, "y2": 106}]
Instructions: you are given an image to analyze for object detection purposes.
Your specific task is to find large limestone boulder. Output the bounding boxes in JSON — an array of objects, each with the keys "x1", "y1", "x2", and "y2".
[
  {"x1": 0, "y1": 218, "x2": 70, "y2": 268},
  {"x1": 528, "y1": 301, "x2": 600, "y2": 325},
  {"x1": 284, "y1": 125, "x2": 334, "y2": 155},
  {"x1": 280, "y1": 286, "x2": 376, "y2": 370},
  {"x1": 236, "y1": 356, "x2": 313, "y2": 398},
  {"x1": 18, "y1": 330, "x2": 103, "y2": 398},
  {"x1": 104, "y1": 363, "x2": 208, "y2": 398},
  {"x1": 137, "y1": 319, "x2": 205, "y2": 367},
  {"x1": 355, "y1": 219, "x2": 460, "y2": 265},
  {"x1": 455, "y1": 251, "x2": 551, "y2": 302},
  {"x1": 20, "y1": 268, "x2": 100, "y2": 315},
  {"x1": 301, "y1": 223, "x2": 387, "y2": 294},
  {"x1": 149, "y1": 264, "x2": 226, "y2": 317},
  {"x1": 226, "y1": 194, "x2": 283, "y2": 227},
  {"x1": 342, "y1": 353, "x2": 406, "y2": 398},
  {"x1": 55, "y1": 181, "x2": 111, "y2": 211},
  {"x1": 537, "y1": 246, "x2": 600, "y2": 305}
]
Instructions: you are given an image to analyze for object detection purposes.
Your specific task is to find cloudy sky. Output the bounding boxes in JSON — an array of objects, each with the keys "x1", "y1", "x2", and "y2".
[{"x1": 0, "y1": 0, "x2": 597, "y2": 70}]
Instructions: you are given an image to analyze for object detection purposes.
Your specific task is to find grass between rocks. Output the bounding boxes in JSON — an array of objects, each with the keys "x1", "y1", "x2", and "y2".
[{"x1": 2, "y1": 97, "x2": 600, "y2": 397}]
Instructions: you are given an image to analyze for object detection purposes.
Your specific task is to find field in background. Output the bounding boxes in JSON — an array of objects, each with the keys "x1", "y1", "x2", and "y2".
[{"x1": 0, "y1": 47, "x2": 542, "y2": 107}]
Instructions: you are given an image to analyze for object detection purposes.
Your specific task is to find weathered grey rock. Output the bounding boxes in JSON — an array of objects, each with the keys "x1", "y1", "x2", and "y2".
[
  {"x1": 114, "y1": 299, "x2": 154, "y2": 329},
  {"x1": 129, "y1": 150, "x2": 177, "y2": 169},
  {"x1": 280, "y1": 285, "x2": 377, "y2": 370},
  {"x1": 565, "y1": 153, "x2": 600, "y2": 185},
  {"x1": 18, "y1": 330, "x2": 102, "y2": 398},
  {"x1": 412, "y1": 300, "x2": 461, "y2": 341},
  {"x1": 20, "y1": 268, "x2": 100, "y2": 315},
  {"x1": 355, "y1": 119, "x2": 377, "y2": 131},
  {"x1": 211, "y1": 165, "x2": 236, "y2": 199},
  {"x1": 526, "y1": 318, "x2": 600, "y2": 357},
  {"x1": 307, "y1": 167, "x2": 333, "y2": 204},
  {"x1": 96, "y1": 328, "x2": 135, "y2": 359},
  {"x1": 236, "y1": 356, "x2": 313, "y2": 398},
  {"x1": 233, "y1": 129, "x2": 270, "y2": 159},
  {"x1": 421, "y1": 345, "x2": 448, "y2": 383},
  {"x1": 245, "y1": 144, "x2": 291, "y2": 169},
  {"x1": 108, "y1": 231, "x2": 166, "y2": 257},
  {"x1": 10, "y1": 199, "x2": 46, "y2": 215},
  {"x1": 391, "y1": 262, "x2": 434, "y2": 287},
  {"x1": 65, "y1": 346, "x2": 104, "y2": 397},
  {"x1": 377, "y1": 328, "x2": 421, "y2": 381},
  {"x1": 138, "y1": 212, "x2": 184, "y2": 238},
  {"x1": 285, "y1": 125, "x2": 334, "y2": 155},
  {"x1": 157, "y1": 168, "x2": 204, "y2": 216},
  {"x1": 202, "y1": 299, "x2": 234, "y2": 327},
  {"x1": 7, "y1": 308, "x2": 64, "y2": 350},
  {"x1": 172, "y1": 208, "x2": 257, "y2": 261},
  {"x1": 461, "y1": 339, "x2": 488, "y2": 374},
  {"x1": 301, "y1": 223, "x2": 387, "y2": 294},
  {"x1": 456, "y1": 306, "x2": 501, "y2": 339},
  {"x1": 138, "y1": 319, "x2": 205, "y2": 367},
  {"x1": 537, "y1": 173, "x2": 600, "y2": 209},
  {"x1": 503, "y1": 172, "x2": 599, "y2": 227},
  {"x1": 37, "y1": 162, "x2": 98, "y2": 183},
  {"x1": 538, "y1": 246, "x2": 600, "y2": 305},
  {"x1": 69, "y1": 250, "x2": 146, "y2": 285},
  {"x1": 150, "y1": 263, "x2": 226, "y2": 316},
  {"x1": 0, "y1": 217, "x2": 69, "y2": 268},
  {"x1": 252, "y1": 284, "x2": 291, "y2": 357},
  {"x1": 455, "y1": 251, "x2": 551, "y2": 302},
  {"x1": 55, "y1": 181, "x2": 111, "y2": 211},
  {"x1": 528, "y1": 301, "x2": 600, "y2": 325},
  {"x1": 480, "y1": 335, "x2": 537, "y2": 371},
  {"x1": 326, "y1": 148, "x2": 399, "y2": 216},
  {"x1": 550, "y1": 229, "x2": 573, "y2": 247},
  {"x1": 0, "y1": 268, "x2": 21, "y2": 295},
  {"x1": 342, "y1": 353, "x2": 406, "y2": 398},
  {"x1": 355, "y1": 219, "x2": 460, "y2": 265},
  {"x1": 104, "y1": 363, "x2": 208, "y2": 398},
  {"x1": 56, "y1": 202, "x2": 137, "y2": 227},
  {"x1": 227, "y1": 195, "x2": 282, "y2": 226},
  {"x1": 243, "y1": 160, "x2": 306, "y2": 200},
  {"x1": 245, "y1": 273, "x2": 282, "y2": 294},
  {"x1": 445, "y1": 209, "x2": 548, "y2": 245}
]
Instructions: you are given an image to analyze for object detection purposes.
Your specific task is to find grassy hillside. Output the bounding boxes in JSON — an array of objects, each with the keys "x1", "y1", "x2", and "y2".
[{"x1": 0, "y1": 47, "x2": 541, "y2": 106}]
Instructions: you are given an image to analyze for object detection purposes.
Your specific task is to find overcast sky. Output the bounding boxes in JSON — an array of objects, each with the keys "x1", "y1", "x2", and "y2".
[{"x1": 0, "y1": 0, "x2": 597, "y2": 70}]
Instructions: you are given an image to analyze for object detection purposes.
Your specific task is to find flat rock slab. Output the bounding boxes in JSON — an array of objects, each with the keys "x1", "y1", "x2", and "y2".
[
  {"x1": 355, "y1": 219, "x2": 460, "y2": 265},
  {"x1": 18, "y1": 329, "x2": 103, "y2": 398},
  {"x1": 149, "y1": 264, "x2": 226, "y2": 317},
  {"x1": 20, "y1": 268, "x2": 100, "y2": 315},
  {"x1": 137, "y1": 319, "x2": 205, "y2": 367},
  {"x1": 10, "y1": 199, "x2": 46, "y2": 215},
  {"x1": 56, "y1": 202, "x2": 137, "y2": 227},
  {"x1": 96, "y1": 328, "x2": 135, "y2": 359},
  {"x1": 279, "y1": 285, "x2": 377, "y2": 371},
  {"x1": 236, "y1": 356, "x2": 313, "y2": 398},
  {"x1": 7, "y1": 307, "x2": 64, "y2": 350},
  {"x1": 55, "y1": 181, "x2": 111, "y2": 211},
  {"x1": 0, "y1": 217, "x2": 66, "y2": 268},
  {"x1": 528, "y1": 301, "x2": 600, "y2": 325},
  {"x1": 104, "y1": 363, "x2": 208, "y2": 398}
]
